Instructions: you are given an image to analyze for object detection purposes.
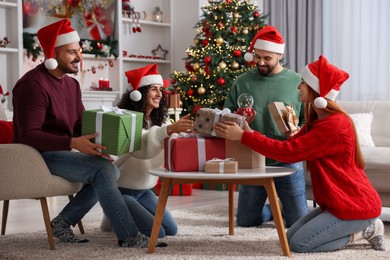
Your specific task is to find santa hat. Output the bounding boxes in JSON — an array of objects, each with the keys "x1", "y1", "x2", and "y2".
[
  {"x1": 37, "y1": 19, "x2": 80, "y2": 70},
  {"x1": 244, "y1": 25, "x2": 285, "y2": 62},
  {"x1": 125, "y1": 64, "x2": 163, "y2": 101},
  {"x1": 300, "y1": 55, "x2": 349, "y2": 109}
]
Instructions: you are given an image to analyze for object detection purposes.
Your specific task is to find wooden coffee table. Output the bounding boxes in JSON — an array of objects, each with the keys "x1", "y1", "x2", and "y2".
[{"x1": 147, "y1": 166, "x2": 296, "y2": 257}]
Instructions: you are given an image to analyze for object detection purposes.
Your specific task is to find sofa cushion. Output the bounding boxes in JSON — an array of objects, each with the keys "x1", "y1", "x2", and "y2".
[
  {"x1": 349, "y1": 113, "x2": 375, "y2": 147},
  {"x1": 361, "y1": 146, "x2": 390, "y2": 192}
]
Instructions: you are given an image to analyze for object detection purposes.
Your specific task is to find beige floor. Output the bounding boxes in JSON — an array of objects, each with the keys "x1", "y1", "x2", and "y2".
[{"x1": 3, "y1": 189, "x2": 390, "y2": 235}]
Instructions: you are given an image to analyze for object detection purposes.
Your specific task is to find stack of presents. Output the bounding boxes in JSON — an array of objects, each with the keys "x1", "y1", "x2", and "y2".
[{"x1": 82, "y1": 104, "x2": 298, "y2": 196}]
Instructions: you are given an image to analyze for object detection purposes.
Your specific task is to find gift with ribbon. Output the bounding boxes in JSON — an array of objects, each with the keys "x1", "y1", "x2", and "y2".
[
  {"x1": 204, "y1": 158, "x2": 238, "y2": 173},
  {"x1": 225, "y1": 140, "x2": 265, "y2": 169},
  {"x1": 81, "y1": 105, "x2": 143, "y2": 155},
  {"x1": 193, "y1": 107, "x2": 245, "y2": 136},
  {"x1": 164, "y1": 132, "x2": 225, "y2": 172},
  {"x1": 152, "y1": 178, "x2": 192, "y2": 196}
]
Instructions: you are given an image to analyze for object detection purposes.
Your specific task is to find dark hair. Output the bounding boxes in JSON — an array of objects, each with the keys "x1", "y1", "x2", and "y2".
[{"x1": 117, "y1": 85, "x2": 169, "y2": 129}]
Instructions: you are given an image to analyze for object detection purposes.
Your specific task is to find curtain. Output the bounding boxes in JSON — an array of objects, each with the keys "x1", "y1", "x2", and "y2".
[
  {"x1": 323, "y1": 0, "x2": 390, "y2": 100},
  {"x1": 262, "y1": 0, "x2": 323, "y2": 73}
]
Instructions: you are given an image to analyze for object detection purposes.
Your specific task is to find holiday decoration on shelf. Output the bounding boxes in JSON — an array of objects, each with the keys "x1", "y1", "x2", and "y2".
[
  {"x1": 23, "y1": 33, "x2": 118, "y2": 60},
  {"x1": 170, "y1": 0, "x2": 267, "y2": 114},
  {"x1": 0, "y1": 84, "x2": 9, "y2": 104},
  {"x1": 152, "y1": 44, "x2": 168, "y2": 60},
  {"x1": 0, "y1": 37, "x2": 10, "y2": 48},
  {"x1": 23, "y1": 0, "x2": 40, "y2": 17}
]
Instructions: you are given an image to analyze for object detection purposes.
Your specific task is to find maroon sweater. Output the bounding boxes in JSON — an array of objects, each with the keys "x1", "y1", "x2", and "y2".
[
  {"x1": 12, "y1": 63, "x2": 84, "y2": 151},
  {"x1": 241, "y1": 113, "x2": 382, "y2": 220}
]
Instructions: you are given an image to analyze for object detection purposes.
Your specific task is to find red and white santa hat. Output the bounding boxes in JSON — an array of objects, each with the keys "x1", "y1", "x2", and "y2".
[
  {"x1": 37, "y1": 19, "x2": 80, "y2": 70},
  {"x1": 125, "y1": 63, "x2": 163, "y2": 101},
  {"x1": 244, "y1": 25, "x2": 285, "y2": 62},
  {"x1": 300, "y1": 55, "x2": 349, "y2": 109}
]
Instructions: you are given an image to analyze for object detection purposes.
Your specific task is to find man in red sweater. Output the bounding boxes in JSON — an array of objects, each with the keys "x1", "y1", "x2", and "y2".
[{"x1": 12, "y1": 19, "x2": 156, "y2": 248}]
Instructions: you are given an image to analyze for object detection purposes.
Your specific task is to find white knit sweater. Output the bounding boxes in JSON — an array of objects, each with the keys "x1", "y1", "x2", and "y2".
[{"x1": 115, "y1": 120, "x2": 171, "y2": 190}]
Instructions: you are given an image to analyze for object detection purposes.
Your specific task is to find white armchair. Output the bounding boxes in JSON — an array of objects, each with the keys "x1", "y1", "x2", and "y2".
[{"x1": 0, "y1": 103, "x2": 84, "y2": 250}]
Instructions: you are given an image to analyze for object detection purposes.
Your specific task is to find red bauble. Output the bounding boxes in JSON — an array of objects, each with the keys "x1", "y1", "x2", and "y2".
[
  {"x1": 187, "y1": 89, "x2": 194, "y2": 96},
  {"x1": 171, "y1": 79, "x2": 176, "y2": 84},
  {"x1": 202, "y1": 39, "x2": 209, "y2": 47},
  {"x1": 218, "y1": 22, "x2": 223, "y2": 28},
  {"x1": 233, "y1": 50, "x2": 242, "y2": 57},
  {"x1": 192, "y1": 76, "x2": 197, "y2": 82},
  {"x1": 204, "y1": 56, "x2": 211, "y2": 64},
  {"x1": 23, "y1": 1, "x2": 39, "y2": 16},
  {"x1": 253, "y1": 11, "x2": 260, "y2": 18},
  {"x1": 66, "y1": 0, "x2": 80, "y2": 7},
  {"x1": 231, "y1": 26, "x2": 238, "y2": 33},
  {"x1": 226, "y1": 0, "x2": 232, "y2": 3},
  {"x1": 217, "y1": 78, "x2": 226, "y2": 85}
]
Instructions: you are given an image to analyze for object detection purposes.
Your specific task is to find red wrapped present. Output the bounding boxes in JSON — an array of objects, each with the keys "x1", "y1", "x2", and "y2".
[
  {"x1": 202, "y1": 183, "x2": 238, "y2": 191},
  {"x1": 164, "y1": 133, "x2": 225, "y2": 172},
  {"x1": 152, "y1": 180, "x2": 192, "y2": 196},
  {"x1": 192, "y1": 183, "x2": 203, "y2": 189}
]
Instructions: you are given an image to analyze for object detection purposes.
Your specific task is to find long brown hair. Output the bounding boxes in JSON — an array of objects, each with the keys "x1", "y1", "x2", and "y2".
[
  {"x1": 117, "y1": 86, "x2": 168, "y2": 129},
  {"x1": 304, "y1": 87, "x2": 365, "y2": 169}
]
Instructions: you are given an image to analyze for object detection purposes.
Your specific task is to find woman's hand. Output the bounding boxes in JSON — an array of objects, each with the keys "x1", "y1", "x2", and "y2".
[
  {"x1": 214, "y1": 121, "x2": 246, "y2": 141},
  {"x1": 166, "y1": 114, "x2": 194, "y2": 135}
]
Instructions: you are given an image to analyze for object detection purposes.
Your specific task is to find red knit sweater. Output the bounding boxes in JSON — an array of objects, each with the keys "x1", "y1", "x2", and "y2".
[{"x1": 241, "y1": 113, "x2": 382, "y2": 220}]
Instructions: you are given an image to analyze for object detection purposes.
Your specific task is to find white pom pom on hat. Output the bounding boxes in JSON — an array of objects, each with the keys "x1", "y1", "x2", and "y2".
[
  {"x1": 244, "y1": 25, "x2": 285, "y2": 62},
  {"x1": 300, "y1": 55, "x2": 349, "y2": 109},
  {"x1": 37, "y1": 19, "x2": 80, "y2": 70},
  {"x1": 125, "y1": 64, "x2": 164, "y2": 102}
]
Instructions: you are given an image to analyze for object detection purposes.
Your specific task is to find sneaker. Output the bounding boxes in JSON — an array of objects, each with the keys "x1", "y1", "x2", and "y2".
[
  {"x1": 119, "y1": 232, "x2": 149, "y2": 248},
  {"x1": 51, "y1": 215, "x2": 88, "y2": 243},
  {"x1": 363, "y1": 218, "x2": 385, "y2": 251}
]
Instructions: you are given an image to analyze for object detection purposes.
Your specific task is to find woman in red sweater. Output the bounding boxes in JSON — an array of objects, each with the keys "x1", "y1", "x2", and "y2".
[{"x1": 215, "y1": 55, "x2": 385, "y2": 252}]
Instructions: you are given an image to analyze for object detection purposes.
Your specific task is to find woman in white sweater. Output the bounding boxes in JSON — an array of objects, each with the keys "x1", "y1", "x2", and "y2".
[{"x1": 101, "y1": 64, "x2": 193, "y2": 246}]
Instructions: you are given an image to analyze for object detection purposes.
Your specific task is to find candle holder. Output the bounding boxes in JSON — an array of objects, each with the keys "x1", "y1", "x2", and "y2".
[{"x1": 152, "y1": 6, "x2": 163, "y2": 23}]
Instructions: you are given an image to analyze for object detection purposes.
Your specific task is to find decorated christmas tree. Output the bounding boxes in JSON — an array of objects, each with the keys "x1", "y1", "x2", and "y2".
[{"x1": 170, "y1": 0, "x2": 267, "y2": 114}]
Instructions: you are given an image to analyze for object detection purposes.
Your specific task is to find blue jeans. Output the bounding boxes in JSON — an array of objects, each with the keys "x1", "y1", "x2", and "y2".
[
  {"x1": 287, "y1": 207, "x2": 376, "y2": 252},
  {"x1": 236, "y1": 162, "x2": 308, "y2": 228},
  {"x1": 41, "y1": 151, "x2": 137, "y2": 241},
  {"x1": 119, "y1": 187, "x2": 178, "y2": 238}
]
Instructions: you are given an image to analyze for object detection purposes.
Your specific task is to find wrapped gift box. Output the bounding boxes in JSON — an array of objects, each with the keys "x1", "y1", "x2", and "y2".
[
  {"x1": 193, "y1": 108, "x2": 245, "y2": 136},
  {"x1": 202, "y1": 183, "x2": 238, "y2": 191},
  {"x1": 225, "y1": 140, "x2": 265, "y2": 169},
  {"x1": 205, "y1": 158, "x2": 238, "y2": 173},
  {"x1": 82, "y1": 108, "x2": 143, "y2": 156},
  {"x1": 268, "y1": 102, "x2": 289, "y2": 134},
  {"x1": 152, "y1": 180, "x2": 192, "y2": 196},
  {"x1": 164, "y1": 134, "x2": 225, "y2": 172}
]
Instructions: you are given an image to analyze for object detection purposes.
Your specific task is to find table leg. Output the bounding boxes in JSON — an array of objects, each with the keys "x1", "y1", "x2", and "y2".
[
  {"x1": 228, "y1": 184, "x2": 234, "y2": 235},
  {"x1": 264, "y1": 178, "x2": 291, "y2": 257},
  {"x1": 147, "y1": 178, "x2": 172, "y2": 254}
]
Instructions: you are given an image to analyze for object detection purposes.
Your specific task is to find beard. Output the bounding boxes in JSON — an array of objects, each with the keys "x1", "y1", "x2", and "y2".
[
  {"x1": 257, "y1": 63, "x2": 277, "y2": 76},
  {"x1": 57, "y1": 60, "x2": 80, "y2": 74}
]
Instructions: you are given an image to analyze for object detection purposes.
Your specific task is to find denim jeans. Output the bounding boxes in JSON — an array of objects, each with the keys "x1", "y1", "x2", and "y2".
[
  {"x1": 119, "y1": 187, "x2": 178, "y2": 238},
  {"x1": 236, "y1": 162, "x2": 308, "y2": 228},
  {"x1": 41, "y1": 151, "x2": 137, "y2": 241},
  {"x1": 287, "y1": 207, "x2": 376, "y2": 252}
]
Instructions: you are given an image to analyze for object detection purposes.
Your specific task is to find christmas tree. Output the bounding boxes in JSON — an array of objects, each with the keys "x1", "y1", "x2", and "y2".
[{"x1": 170, "y1": 0, "x2": 267, "y2": 114}]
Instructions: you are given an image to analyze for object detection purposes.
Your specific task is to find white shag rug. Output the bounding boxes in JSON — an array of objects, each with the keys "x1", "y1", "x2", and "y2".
[{"x1": 0, "y1": 204, "x2": 388, "y2": 260}]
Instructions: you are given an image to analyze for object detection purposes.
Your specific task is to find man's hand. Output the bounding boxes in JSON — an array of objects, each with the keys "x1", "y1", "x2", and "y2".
[{"x1": 70, "y1": 133, "x2": 107, "y2": 156}]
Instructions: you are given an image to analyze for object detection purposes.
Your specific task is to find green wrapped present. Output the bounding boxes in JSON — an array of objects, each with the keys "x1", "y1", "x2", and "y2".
[{"x1": 82, "y1": 107, "x2": 143, "y2": 155}]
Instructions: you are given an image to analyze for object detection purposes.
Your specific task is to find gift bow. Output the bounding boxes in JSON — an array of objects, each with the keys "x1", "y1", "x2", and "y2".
[
  {"x1": 95, "y1": 105, "x2": 137, "y2": 153},
  {"x1": 207, "y1": 158, "x2": 236, "y2": 173},
  {"x1": 211, "y1": 108, "x2": 231, "y2": 136}
]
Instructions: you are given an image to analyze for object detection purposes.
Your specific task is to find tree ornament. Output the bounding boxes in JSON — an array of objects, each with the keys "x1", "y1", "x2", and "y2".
[
  {"x1": 219, "y1": 61, "x2": 227, "y2": 70},
  {"x1": 217, "y1": 78, "x2": 226, "y2": 85},
  {"x1": 226, "y1": 0, "x2": 232, "y2": 3},
  {"x1": 217, "y1": 4, "x2": 222, "y2": 10},
  {"x1": 23, "y1": 0, "x2": 39, "y2": 16},
  {"x1": 202, "y1": 39, "x2": 209, "y2": 46},
  {"x1": 66, "y1": 0, "x2": 80, "y2": 7},
  {"x1": 171, "y1": 79, "x2": 176, "y2": 84},
  {"x1": 233, "y1": 12, "x2": 239, "y2": 18},
  {"x1": 233, "y1": 50, "x2": 242, "y2": 57},
  {"x1": 194, "y1": 39, "x2": 199, "y2": 46},
  {"x1": 204, "y1": 55, "x2": 211, "y2": 64},
  {"x1": 192, "y1": 76, "x2": 198, "y2": 82},
  {"x1": 253, "y1": 11, "x2": 260, "y2": 18},
  {"x1": 231, "y1": 61, "x2": 239, "y2": 69},
  {"x1": 187, "y1": 89, "x2": 194, "y2": 96},
  {"x1": 216, "y1": 37, "x2": 224, "y2": 45},
  {"x1": 218, "y1": 22, "x2": 223, "y2": 28},
  {"x1": 243, "y1": 28, "x2": 249, "y2": 35},
  {"x1": 231, "y1": 26, "x2": 238, "y2": 33},
  {"x1": 193, "y1": 63, "x2": 200, "y2": 70},
  {"x1": 198, "y1": 86, "x2": 206, "y2": 95}
]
